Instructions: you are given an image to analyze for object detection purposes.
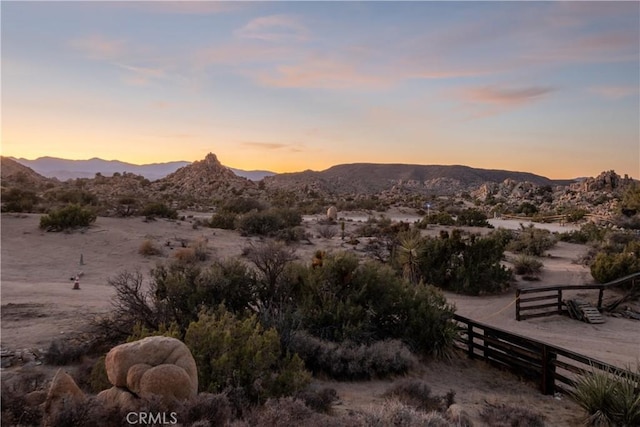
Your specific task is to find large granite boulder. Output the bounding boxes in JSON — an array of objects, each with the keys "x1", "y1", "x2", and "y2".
[{"x1": 104, "y1": 336, "x2": 198, "y2": 402}]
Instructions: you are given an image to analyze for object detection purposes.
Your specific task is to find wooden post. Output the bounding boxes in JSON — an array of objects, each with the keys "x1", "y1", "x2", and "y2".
[
  {"x1": 558, "y1": 290, "x2": 563, "y2": 315},
  {"x1": 597, "y1": 288, "x2": 604, "y2": 310},
  {"x1": 516, "y1": 289, "x2": 521, "y2": 321},
  {"x1": 541, "y1": 345, "x2": 556, "y2": 395},
  {"x1": 467, "y1": 323, "x2": 474, "y2": 359}
]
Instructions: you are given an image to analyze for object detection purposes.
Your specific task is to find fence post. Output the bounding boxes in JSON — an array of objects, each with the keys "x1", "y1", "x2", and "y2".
[
  {"x1": 541, "y1": 345, "x2": 556, "y2": 395},
  {"x1": 557, "y1": 289, "x2": 563, "y2": 315},
  {"x1": 467, "y1": 323, "x2": 474, "y2": 359},
  {"x1": 597, "y1": 288, "x2": 604, "y2": 309},
  {"x1": 516, "y1": 289, "x2": 521, "y2": 321}
]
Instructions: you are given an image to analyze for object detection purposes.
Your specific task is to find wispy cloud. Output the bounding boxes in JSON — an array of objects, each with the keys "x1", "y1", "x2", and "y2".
[
  {"x1": 117, "y1": 63, "x2": 165, "y2": 86},
  {"x1": 235, "y1": 14, "x2": 308, "y2": 42},
  {"x1": 460, "y1": 85, "x2": 556, "y2": 106},
  {"x1": 69, "y1": 35, "x2": 125, "y2": 60},
  {"x1": 254, "y1": 54, "x2": 393, "y2": 89},
  {"x1": 589, "y1": 85, "x2": 639, "y2": 100},
  {"x1": 240, "y1": 141, "x2": 302, "y2": 152}
]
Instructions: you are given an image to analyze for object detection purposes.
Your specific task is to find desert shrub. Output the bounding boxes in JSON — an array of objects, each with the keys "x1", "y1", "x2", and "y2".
[
  {"x1": 418, "y1": 232, "x2": 512, "y2": 295},
  {"x1": 46, "y1": 395, "x2": 123, "y2": 427},
  {"x1": 297, "y1": 254, "x2": 457, "y2": 356},
  {"x1": 219, "y1": 197, "x2": 265, "y2": 214},
  {"x1": 54, "y1": 189, "x2": 98, "y2": 206},
  {"x1": 289, "y1": 332, "x2": 417, "y2": 380},
  {"x1": 89, "y1": 355, "x2": 111, "y2": 393},
  {"x1": 209, "y1": 211, "x2": 237, "y2": 229},
  {"x1": 516, "y1": 202, "x2": 538, "y2": 216},
  {"x1": 507, "y1": 224, "x2": 556, "y2": 256},
  {"x1": 242, "y1": 397, "x2": 356, "y2": 427},
  {"x1": 383, "y1": 379, "x2": 455, "y2": 413},
  {"x1": 361, "y1": 400, "x2": 452, "y2": 427},
  {"x1": 316, "y1": 224, "x2": 338, "y2": 239},
  {"x1": 1, "y1": 188, "x2": 39, "y2": 212},
  {"x1": 513, "y1": 255, "x2": 543, "y2": 276},
  {"x1": 173, "y1": 247, "x2": 197, "y2": 263},
  {"x1": 275, "y1": 226, "x2": 309, "y2": 244},
  {"x1": 39, "y1": 204, "x2": 97, "y2": 231},
  {"x1": 417, "y1": 211, "x2": 455, "y2": 227},
  {"x1": 44, "y1": 339, "x2": 89, "y2": 365},
  {"x1": 480, "y1": 402, "x2": 545, "y2": 427},
  {"x1": 141, "y1": 202, "x2": 178, "y2": 219},
  {"x1": 590, "y1": 251, "x2": 640, "y2": 284},
  {"x1": 564, "y1": 208, "x2": 588, "y2": 223},
  {"x1": 190, "y1": 238, "x2": 210, "y2": 261},
  {"x1": 238, "y1": 210, "x2": 283, "y2": 235},
  {"x1": 456, "y1": 208, "x2": 490, "y2": 227},
  {"x1": 138, "y1": 239, "x2": 162, "y2": 256},
  {"x1": 114, "y1": 196, "x2": 138, "y2": 217},
  {"x1": 294, "y1": 387, "x2": 339, "y2": 414},
  {"x1": 185, "y1": 308, "x2": 311, "y2": 402},
  {"x1": 558, "y1": 223, "x2": 608, "y2": 244},
  {"x1": 0, "y1": 376, "x2": 45, "y2": 426},
  {"x1": 237, "y1": 208, "x2": 302, "y2": 236},
  {"x1": 178, "y1": 392, "x2": 232, "y2": 427}
]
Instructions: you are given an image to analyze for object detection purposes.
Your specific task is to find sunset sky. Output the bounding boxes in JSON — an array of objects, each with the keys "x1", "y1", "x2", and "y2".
[{"x1": 2, "y1": 1, "x2": 639, "y2": 179}]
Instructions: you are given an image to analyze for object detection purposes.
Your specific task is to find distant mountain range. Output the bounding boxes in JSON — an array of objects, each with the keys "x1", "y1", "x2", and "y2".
[
  {"x1": 10, "y1": 156, "x2": 276, "y2": 182},
  {"x1": 264, "y1": 162, "x2": 575, "y2": 196}
]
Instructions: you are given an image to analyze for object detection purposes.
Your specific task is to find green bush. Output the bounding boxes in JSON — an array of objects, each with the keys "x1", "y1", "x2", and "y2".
[
  {"x1": 1, "y1": 188, "x2": 39, "y2": 212},
  {"x1": 513, "y1": 255, "x2": 543, "y2": 276},
  {"x1": 417, "y1": 211, "x2": 455, "y2": 227},
  {"x1": 237, "y1": 208, "x2": 302, "y2": 236},
  {"x1": 89, "y1": 356, "x2": 111, "y2": 393},
  {"x1": 419, "y1": 232, "x2": 512, "y2": 295},
  {"x1": 219, "y1": 197, "x2": 265, "y2": 214},
  {"x1": 456, "y1": 208, "x2": 490, "y2": 227},
  {"x1": 141, "y1": 202, "x2": 178, "y2": 219},
  {"x1": 507, "y1": 225, "x2": 556, "y2": 256},
  {"x1": 209, "y1": 211, "x2": 237, "y2": 229},
  {"x1": 184, "y1": 308, "x2": 311, "y2": 402},
  {"x1": 516, "y1": 202, "x2": 538, "y2": 216},
  {"x1": 39, "y1": 204, "x2": 97, "y2": 231},
  {"x1": 297, "y1": 253, "x2": 457, "y2": 355},
  {"x1": 590, "y1": 250, "x2": 640, "y2": 284}
]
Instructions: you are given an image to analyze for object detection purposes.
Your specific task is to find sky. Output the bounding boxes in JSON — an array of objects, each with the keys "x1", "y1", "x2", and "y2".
[{"x1": 1, "y1": 1, "x2": 639, "y2": 179}]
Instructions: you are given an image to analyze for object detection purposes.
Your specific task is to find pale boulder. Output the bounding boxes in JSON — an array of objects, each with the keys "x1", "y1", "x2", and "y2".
[
  {"x1": 327, "y1": 206, "x2": 338, "y2": 221},
  {"x1": 43, "y1": 369, "x2": 87, "y2": 426},
  {"x1": 105, "y1": 336, "x2": 198, "y2": 400},
  {"x1": 96, "y1": 386, "x2": 139, "y2": 412}
]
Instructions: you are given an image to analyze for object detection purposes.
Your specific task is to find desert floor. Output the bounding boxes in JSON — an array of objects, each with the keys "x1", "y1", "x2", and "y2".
[{"x1": 2, "y1": 212, "x2": 637, "y2": 425}]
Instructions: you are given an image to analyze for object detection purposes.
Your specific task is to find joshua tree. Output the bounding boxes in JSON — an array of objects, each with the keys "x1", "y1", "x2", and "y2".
[{"x1": 396, "y1": 229, "x2": 423, "y2": 285}]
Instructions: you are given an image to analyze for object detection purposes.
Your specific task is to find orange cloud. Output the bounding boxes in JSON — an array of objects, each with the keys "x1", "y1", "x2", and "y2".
[{"x1": 460, "y1": 85, "x2": 555, "y2": 106}]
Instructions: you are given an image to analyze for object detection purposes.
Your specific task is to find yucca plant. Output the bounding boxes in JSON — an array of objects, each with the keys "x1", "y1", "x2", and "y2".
[{"x1": 572, "y1": 365, "x2": 640, "y2": 426}]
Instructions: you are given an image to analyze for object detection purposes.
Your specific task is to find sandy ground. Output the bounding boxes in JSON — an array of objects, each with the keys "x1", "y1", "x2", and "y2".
[{"x1": 1, "y1": 212, "x2": 637, "y2": 426}]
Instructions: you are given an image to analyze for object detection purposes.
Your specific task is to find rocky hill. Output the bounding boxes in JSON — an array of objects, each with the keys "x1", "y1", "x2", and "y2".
[
  {"x1": 150, "y1": 153, "x2": 258, "y2": 204},
  {"x1": 0, "y1": 156, "x2": 52, "y2": 190},
  {"x1": 264, "y1": 163, "x2": 570, "y2": 197}
]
